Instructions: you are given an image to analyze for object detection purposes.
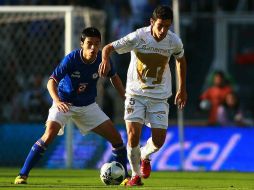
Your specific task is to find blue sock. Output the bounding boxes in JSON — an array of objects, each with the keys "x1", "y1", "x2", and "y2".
[
  {"x1": 20, "y1": 139, "x2": 47, "y2": 176},
  {"x1": 112, "y1": 143, "x2": 128, "y2": 177}
]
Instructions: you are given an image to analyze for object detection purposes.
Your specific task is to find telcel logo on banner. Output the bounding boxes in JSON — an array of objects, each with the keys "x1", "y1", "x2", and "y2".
[
  {"x1": 151, "y1": 128, "x2": 241, "y2": 171},
  {"x1": 99, "y1": 126, "x2": 254, "y2": 172}
]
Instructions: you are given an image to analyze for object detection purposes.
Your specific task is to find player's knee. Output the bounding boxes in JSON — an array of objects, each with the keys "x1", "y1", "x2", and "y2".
[
  {"x1": 42, "y1": 122, "x2": 61, "y2": 145},
  {"x1": 152, "y1": 138, "x2": 165, "y2": 149}
]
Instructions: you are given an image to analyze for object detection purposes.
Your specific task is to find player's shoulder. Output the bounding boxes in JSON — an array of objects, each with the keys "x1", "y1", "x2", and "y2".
[
  {"x1": 66, "y1": 49, "x2": 80, "y2": 60},
  {"x1": 167, "y1": 30, "x2": 182, "y2": 44},
  {"x1": 136, "y1": 26, "x2": 150, "y2": 37},
  {"x1": 132, "y1": 26, "x2": 151, "y2": 44}
]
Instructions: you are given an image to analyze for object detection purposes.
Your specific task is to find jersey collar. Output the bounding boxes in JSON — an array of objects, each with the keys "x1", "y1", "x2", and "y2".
[{"x1": 80, "y1": 49, "x2": 97, "y2": 64}]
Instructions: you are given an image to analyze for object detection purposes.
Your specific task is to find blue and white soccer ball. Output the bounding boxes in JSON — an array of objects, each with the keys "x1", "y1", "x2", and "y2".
[{"x1": 100, "y1": 161, "x2": 125, "y2": 185}]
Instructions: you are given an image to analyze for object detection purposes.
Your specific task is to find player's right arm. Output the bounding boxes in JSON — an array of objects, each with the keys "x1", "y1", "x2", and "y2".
[
  {"x1": 47, "y1": 79, "x2": 70, "y2": 113},
  {"x1": 99, "y1": 30, "x2": 139, "y2": 77},
  {"x1": 99, "y1": 43, "x2": 115, "y2": 77},
  {"x1": 48, "y1": 55, "x2": 72, "y2": 113}
]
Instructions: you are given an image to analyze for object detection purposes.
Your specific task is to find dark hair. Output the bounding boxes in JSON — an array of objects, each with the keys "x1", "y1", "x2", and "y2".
[
  {"x1": 152, "y1": 5, "x2": 173, "y2": 21},
  {"x1": 80, "y1": 27, "x2": 101, "y2": 42},
  {"x1": 214, "y1": 70, "x2": 225, "y2": 79},
  {"x1": 213, "y1": 70, "x2": 231, "y2": 86}
]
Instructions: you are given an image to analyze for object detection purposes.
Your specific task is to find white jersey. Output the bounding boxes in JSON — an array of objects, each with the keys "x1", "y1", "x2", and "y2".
[{"x1": 112, "y1": 26, "x2": 184, "y2": 99}]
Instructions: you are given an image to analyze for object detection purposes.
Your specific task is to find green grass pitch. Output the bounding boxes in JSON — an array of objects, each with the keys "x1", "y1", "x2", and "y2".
[{"x1": 0, "y1": 168, "x2": 254, "y2": 190}]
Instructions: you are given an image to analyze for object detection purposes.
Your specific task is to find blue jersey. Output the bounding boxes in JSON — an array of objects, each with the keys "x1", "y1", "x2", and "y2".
[{"x1": 50, "y1": 49, "x2": 116, "y2": 106}]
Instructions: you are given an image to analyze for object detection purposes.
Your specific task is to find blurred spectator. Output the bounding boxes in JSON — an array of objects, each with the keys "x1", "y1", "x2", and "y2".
[
  {"x1": 129, "y1": 0, "x2": 147, "y2": 26},
  {"x1": 129, "y1": 0, "x2": 162, "y2": 27},
  {"x1": 102, "y1": 1, "x2": 134, "y2": 123},
  {"x1": 143, "y1": 0, "x2": 160, "y2": 25},
  {"x1": 22, "y1": 74, "x2": 52, "y2": 122},
  {"x1": 111, "y1": 3, "x2": 134, "y2": 40},
  {"x1": 200, "y1": 71, "x2": 233, "y2": 125},
  {"x1": 0, "y1": 60, "x2": 25, "y2": 122},
  {"x1": 217, "y1": 92, "x2": 253, "y2": 126},
  {"x1": 110, "y1": 2, "x2": 134, "y2": 83}
]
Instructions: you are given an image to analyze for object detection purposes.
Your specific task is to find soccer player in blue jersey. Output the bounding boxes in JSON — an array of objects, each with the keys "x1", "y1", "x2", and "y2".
[{"x1": 14, "y1": 27, "x2": 128, "y2": 184}]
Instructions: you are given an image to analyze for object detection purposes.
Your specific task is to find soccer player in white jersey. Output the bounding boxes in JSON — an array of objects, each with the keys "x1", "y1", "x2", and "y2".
[
  {"x1": 14, "y1": 27, "x2": 129, "y2": 184},
  {"x1": 99, "y1": 5, "x2": 187, "y2": 186}
]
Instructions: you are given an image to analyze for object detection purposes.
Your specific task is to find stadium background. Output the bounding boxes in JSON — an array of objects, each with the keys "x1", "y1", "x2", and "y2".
[{"x1": 0, "y1": 0, "x2": 254, "y2": 172}]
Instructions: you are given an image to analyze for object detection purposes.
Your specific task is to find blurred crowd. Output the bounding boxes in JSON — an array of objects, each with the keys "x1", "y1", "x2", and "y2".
[
  {"x1": 1, "y1": 0, "x2": 254, "y2": 12},
  {"x1": 0, "y1": 62, "x2": 52, "y2": 122},
  {"x1": 199, "y1": 71, "x2": 253, "y2": 126}
]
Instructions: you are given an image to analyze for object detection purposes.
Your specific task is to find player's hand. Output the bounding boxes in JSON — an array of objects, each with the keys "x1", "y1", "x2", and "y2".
[
  {"x1": 174, "y1": 89, "x2": 187, "y2": 109},
  {"x1": 55, "y1": 101, "x2": 71, "y2": 113},
  {"x1": 99, "y1": 59, "x2": 111, "y2": 77}
]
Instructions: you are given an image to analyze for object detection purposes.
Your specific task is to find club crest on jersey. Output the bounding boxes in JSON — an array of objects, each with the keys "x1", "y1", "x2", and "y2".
[
  {"x1": 71, "y1": 71, "x2": 80, "y2": 78},
  {"x1": 77, "y1": 83, "x2": 87, "y2": 93},
  {"x1": 92, "y1": 73, "x2": 98, "y2": 79}
]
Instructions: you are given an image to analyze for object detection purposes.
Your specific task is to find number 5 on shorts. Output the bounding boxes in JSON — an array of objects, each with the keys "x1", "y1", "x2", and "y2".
[{"x1": 129, "y1": 98, "x2": 135, "y2": 105}]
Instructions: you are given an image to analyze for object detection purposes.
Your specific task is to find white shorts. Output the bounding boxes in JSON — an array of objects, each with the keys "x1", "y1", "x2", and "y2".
[
  {"x1": 124, "y1": 95, "x2": 169, "y2": 129},
  {"x1": 46, "y1": 102, "x2": 109, "y2": 135}
]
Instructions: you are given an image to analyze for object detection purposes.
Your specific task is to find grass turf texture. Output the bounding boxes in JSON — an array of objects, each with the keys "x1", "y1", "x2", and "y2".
[{"x1": 0, "y1": 168, "x2": 254, "y2": 190}]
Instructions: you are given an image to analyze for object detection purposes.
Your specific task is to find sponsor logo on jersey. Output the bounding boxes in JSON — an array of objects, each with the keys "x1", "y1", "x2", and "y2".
[
  {"x1": 71, "y1": 71, "x2": 80, "y2": 78},
  {"x1": 141, "y1": 45, "x2": 171, "y2": 54}
]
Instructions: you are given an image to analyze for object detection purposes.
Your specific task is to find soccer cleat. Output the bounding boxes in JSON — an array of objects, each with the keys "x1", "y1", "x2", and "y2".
[
  {"x1": 125, "y1": 175, "x2": 143, "y2": 186},
  {"x1": 120, "y1": 177, "x2": 130, "y2": 186},
  {"x1": 140, "y1": 159, "x2": 151, "y2": 179},
  {"x1": 14, "y1": 175, "x2": 27, "y2": 184},
  {"x1": 120, "y1": 173, "x2": 131, "y2": 186}
]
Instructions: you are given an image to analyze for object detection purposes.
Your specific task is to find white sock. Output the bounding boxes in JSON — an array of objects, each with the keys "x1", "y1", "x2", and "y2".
[
  {"x1": 141, "y1": 137, "x2": 159, "y2": 160},
  {"x1": 127, "y1": 145, "x2": 141, "y2": 177}
]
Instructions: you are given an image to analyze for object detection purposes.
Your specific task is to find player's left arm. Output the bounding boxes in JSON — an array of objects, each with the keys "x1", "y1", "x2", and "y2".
[
  {"x1": 174, "y1": 56, "x2": 187, "y2": 109},
  {"x1": 110, "y1": 74, "x2": 125, "y2": 100}
]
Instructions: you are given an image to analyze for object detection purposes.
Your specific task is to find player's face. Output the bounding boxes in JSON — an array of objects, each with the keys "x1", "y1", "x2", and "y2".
[
  {"x1": 81, "y1": 37, "x2": 101, "y2": 62},
  {"x1": 213, "y1": 74, "x2": 223, "y2": 87},
  {"x1": 151, "y1": 18, "x2": 172, "y2": 41}
]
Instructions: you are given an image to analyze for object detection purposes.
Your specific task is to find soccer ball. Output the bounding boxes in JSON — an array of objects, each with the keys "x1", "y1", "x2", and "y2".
[
  {"x1": 200, "y1": 100, "x2": 211, "y2": 111},
  {"x1": 100, "y1": 161, "x2": 125, "y2": 185}
]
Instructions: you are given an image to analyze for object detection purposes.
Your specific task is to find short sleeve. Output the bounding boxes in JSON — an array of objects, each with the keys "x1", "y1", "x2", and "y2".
[
  {"x1": 50, "y1": 56, "x2": 71, "y2": 83},
  {"x1": 173, "y1": 37, "x2": 184, "y2": 59},
  {"x1": 112, "y1": 31, "x2": 139, "y2": 54}
]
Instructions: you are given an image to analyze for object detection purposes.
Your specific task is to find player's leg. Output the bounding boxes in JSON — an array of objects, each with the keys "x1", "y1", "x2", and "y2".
[
  {"x1": 91, "y1": 120, "x2": 128, "y2": 177},
  {"x1": 15, "y1": 103, "x2": 69, "y2": 184},
  {"x1": 73, "y1": 103, "x2": 128, "y2": 177},
  {"x1": 15, "y1": 121, "x2": 61, "y2": 184},
  {"x1": 141, "y1": 128, "x2": 166, "y2": 160},
  {"x1": 140, "y1": 127, "x2": 167, "y2": 178},
  {"x1": 125, "y1": 121, "x2": 142, "y2": 176},
  {"x1": 125, "y1": 121, "x2": 144, "y2": 186},
  {"x1": 123, "y1": 96, "x2": 145, "y2": 186},
  {"x1": 140, "y1": 99, "x2": 169, "y2": 179}
]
